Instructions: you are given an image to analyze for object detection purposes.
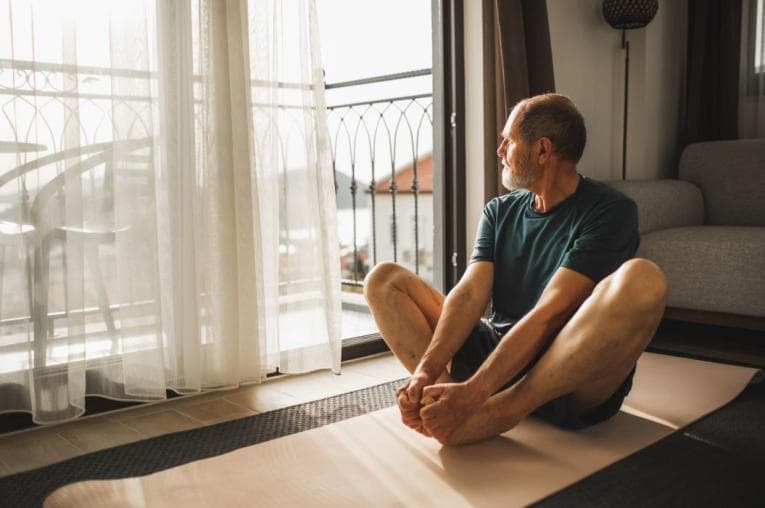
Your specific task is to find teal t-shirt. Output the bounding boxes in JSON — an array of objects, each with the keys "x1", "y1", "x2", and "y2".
[{"x1": 470, "y1": 175, "x2": 639, "y2": 334}]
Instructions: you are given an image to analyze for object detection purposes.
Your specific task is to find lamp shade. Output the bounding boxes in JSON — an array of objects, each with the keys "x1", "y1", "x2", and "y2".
[{"x1": 602, "y1": 0, "x2": 658, "y2": 30}]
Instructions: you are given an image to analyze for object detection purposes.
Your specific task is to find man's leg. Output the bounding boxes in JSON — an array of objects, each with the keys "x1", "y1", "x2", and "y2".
[
  {"x1": 363, "y1": 262, "x2": 452, "y2": 382},
  {"x1": 446, "y1": 258, "x2": 667, "y2": 445}
]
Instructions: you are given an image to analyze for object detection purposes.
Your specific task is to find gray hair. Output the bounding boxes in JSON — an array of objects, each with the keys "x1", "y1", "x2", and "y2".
[{"x1": 514, "y1": 94, "x2": 587, "y2": 164}]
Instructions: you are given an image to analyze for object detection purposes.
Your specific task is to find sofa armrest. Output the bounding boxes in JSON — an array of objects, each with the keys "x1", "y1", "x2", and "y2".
[{"x1": 606, "y1": 180, "x2": 704, "y2": 234}]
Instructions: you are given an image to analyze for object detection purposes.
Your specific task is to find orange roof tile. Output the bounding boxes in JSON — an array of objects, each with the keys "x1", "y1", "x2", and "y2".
[{"x1": 371, "y1": 153, "x2": 433, "y2": 194}]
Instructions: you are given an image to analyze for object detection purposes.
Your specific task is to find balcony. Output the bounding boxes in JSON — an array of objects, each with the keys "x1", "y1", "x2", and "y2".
[
  {"x1": 0, "y1": 59, "x2": 433, "y2": 374},
  {"x1": 327, "y1": 69, "x2": 434, "y2": 339}
]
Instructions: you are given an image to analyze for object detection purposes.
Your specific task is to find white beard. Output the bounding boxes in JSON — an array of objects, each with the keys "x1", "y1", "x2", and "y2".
[
  {"x1": 501, "y1": 166, "x2": 514, "y2": 191},
  {"x1": 502, "y1": 160, "x2": 540, "y2": 191}
]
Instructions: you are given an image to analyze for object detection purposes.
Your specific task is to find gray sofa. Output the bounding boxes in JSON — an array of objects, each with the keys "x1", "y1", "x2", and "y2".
[{"x1": 608, "y1": 139, "x2": 765, "y2": 327}]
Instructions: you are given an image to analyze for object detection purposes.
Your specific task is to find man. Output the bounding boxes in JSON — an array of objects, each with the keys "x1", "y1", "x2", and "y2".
[{"x1": 363, "y1": 93, "x2": 667, "y2": 446}]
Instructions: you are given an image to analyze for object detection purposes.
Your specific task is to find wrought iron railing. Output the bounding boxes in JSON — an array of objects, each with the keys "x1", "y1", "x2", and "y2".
[
  {"x1": 0, "y1": 60, "x2": 432, "y2": 323},
  {"x1": 326, "y1": 69, "x2": 433, "y2": 288}
]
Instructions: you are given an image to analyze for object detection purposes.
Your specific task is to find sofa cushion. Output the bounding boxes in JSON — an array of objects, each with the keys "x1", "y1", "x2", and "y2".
[
  {"x1": 637, "y1": 226, "x2": 765, "y2": 317},
  {"x1": 607, "y1": 180, "x2": 704, "y2": 235},
  {"x1": 679, "y1": 139, "x2": 765, "y2": 226}
]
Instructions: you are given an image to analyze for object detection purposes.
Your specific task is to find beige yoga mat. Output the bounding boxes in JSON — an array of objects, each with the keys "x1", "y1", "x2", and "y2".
[{"x1": 45, "y1": 353, "x2": 759, "y2": 508}]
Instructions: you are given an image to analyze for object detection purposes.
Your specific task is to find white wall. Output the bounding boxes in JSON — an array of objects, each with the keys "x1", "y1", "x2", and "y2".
[
  {"x1": 547, "y1": 0, "x2": 686, "y2": 181},
  {"x1": 462, "y1": 0, "x2": 686, "y2": 257},
  {"x1": 463, "y1": 0, "x2": 487, "y2": 259}
]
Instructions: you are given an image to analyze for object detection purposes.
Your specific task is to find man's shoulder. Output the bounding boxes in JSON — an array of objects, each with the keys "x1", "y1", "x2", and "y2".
[
  {"x1": 489, "y1": 189, "x2": 530, "y2": 211},
  {"x1": 578, "y1": 176, "x2": 637, "y2": 212}
]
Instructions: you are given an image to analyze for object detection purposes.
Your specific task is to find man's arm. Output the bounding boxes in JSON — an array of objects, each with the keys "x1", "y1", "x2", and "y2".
[
  {"x1": 419, "y1": 267, "x2": 595, "y2": 442},
  {"x1": 398, "y1": 261, "x2": 494, "y2": 430},
  {"x1": 418, "y1": 260, "x2": 494, "y2": 379},
  {"x1": 466, "y1": 267, "x2": 595, "y2": 399}
]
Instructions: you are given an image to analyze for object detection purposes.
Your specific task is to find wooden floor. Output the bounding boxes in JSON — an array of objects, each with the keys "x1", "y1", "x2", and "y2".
[
  {"x1": 0, "y1": 352, "x2": 409, "y2": 478},
  {"x1": 2, "y1": 319, "x2": 761, "y2": 479}
]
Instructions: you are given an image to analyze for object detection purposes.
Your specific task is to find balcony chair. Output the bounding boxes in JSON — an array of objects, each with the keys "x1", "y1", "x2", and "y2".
[{"x1": 0, "y1": 138, "x2": 152, "y2": 370}]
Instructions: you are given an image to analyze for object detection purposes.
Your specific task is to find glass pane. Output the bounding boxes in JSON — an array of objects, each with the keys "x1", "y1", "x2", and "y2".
[{"x1": 317, "y1": 0, "x2": 434, "y2": 339}]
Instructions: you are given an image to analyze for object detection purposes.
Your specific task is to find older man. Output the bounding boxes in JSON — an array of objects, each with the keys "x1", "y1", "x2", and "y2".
[{"x1": 363, "y1": 93, "x2": 667, "y2": 446}]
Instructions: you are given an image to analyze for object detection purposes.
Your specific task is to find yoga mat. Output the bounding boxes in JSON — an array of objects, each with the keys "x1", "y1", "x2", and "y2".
[{"x1": 44, "y1": 353, "x2": 759, "y2": 508}]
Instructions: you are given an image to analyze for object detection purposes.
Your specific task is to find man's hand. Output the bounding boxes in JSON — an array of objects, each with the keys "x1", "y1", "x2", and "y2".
[
  {"x1": 396, "y1": 370, "x2": 435, "y2": 436},
  {"x1": 419, "y1": 382, "x2": 484, "y2": 444}
]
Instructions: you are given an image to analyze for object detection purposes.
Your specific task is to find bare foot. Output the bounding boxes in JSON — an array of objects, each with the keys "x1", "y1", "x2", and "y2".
[{"x1": 442, "y1": 398, "x2": 521, "y2": 446}]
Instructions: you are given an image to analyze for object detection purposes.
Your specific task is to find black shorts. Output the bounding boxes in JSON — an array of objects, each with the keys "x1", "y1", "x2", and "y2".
[{"x1": 450, "y1": 319, "x2": 636, "y2": 430}]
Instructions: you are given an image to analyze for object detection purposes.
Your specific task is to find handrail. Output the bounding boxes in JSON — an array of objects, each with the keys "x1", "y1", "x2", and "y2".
[
  {"x1": 0, "y1": 58, "x2": 431, "y2": 99},
  {"x1": 327, "y1": 92, "x2": 432, "y2": 111},
  {"x1": 325, "y1": 68, "x2": 432, "y2": 90}
]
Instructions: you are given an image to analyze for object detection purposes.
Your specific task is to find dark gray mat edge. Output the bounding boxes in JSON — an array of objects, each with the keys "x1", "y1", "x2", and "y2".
[
  {"x1": 533, "y1": 380, "x2": 765, "y2": 507},
  {"x1": 0, "y1": 377, "x2": 408, "y2": 508}
]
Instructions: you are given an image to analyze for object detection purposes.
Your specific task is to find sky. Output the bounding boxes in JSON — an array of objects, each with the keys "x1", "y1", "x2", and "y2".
[
  {"x1": 316, "y1": 0, "x2": 433, "y2": 195},
  {"x1": 0, "y1": 0, "x2": 434, "y2": 197},
  {"x1": 316, "y1": 0, "x2": 433, "y2": 107},
  {"x1": 315, "y1": 0, "x2": 434, "y2": 252}
]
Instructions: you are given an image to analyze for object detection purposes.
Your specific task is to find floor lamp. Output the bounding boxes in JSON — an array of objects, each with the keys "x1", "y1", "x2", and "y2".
[{"x1": 602, "y1": 0, "x2": 659, "y2": 180}]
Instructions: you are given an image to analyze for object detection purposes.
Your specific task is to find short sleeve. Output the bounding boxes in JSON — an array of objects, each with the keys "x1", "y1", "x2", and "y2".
[
  {"x1": 561, "y1": 198, "x2": 639, "y2": 282},
  {"x1": 469, "y1": 199, "x2": 497, "y2": 264}
]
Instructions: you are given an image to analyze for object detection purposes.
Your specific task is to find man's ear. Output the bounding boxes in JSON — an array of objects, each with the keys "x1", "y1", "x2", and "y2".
[{"x1": 537, "y1": 137, "x2": 553, "y2": 164}]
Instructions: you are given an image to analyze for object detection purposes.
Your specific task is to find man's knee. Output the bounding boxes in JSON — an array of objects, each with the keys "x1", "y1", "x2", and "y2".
[
  {"x1": 363, "y1": 261, "x2": 408, "y2": 301},
  {"x1": 607, "y1": 258, "x2": 668, "y2": 311}
]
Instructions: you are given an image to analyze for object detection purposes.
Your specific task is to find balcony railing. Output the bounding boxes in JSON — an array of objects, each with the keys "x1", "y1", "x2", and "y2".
[
  {"x1": 0, "y1": 60, "x2": 432, "y2": 349},
  {"x1": 326, "y1": 69, "x2": 433, "y2": 288}
]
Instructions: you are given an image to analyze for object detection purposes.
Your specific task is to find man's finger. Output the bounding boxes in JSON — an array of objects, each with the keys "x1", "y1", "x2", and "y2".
[
  {"x1": 420, "y1": 403, "x2": 437, "y2": 419},
  {"x1": 402, "y1": 417, "x2": 420, "y2": 428},
  {"x1": 398, "y1": 393, "x2": 421, "y2": 415},
  {"x1": 405, "y1": 379, "x2": 424, "y2": 401},
  {"x1": 420, "y1": 394, "x2": 437, "y2": 406},
  {"x1": 421, "y1": 385, "x2": 443, "y2": 400},
  {"x1": 398, "y1": 391, "x2": 419, "y2": 409},
  {"x1": 403, "y1": 415, "x2": 421, "y2": 426},
  {"x1": 410, "y1": 422, "x2": 430, "y2": 437},
  {"x1": 408, "y1": 372, "x2": 433, "y2": 397},
  {"x1": 396, "y1": 382, "x2": 411, "y2": 397},
  {"x1": 400, "y1": 403, "x2": 418, "y2": 416},
  {"x1": 398, "y1": 384, "x2": 415, "y2": 404}
]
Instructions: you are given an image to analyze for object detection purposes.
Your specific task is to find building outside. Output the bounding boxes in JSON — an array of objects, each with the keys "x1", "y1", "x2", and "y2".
[{"x1": 368, "y1": 153, "x2": 434, "y2": 284}]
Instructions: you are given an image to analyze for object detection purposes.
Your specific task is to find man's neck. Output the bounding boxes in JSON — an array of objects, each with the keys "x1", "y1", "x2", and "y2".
[{"x1": 529, "y1": 163, "x2": 580, "y2": 213}]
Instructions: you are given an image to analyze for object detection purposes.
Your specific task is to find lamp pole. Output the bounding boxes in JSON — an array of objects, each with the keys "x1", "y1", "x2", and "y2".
[
  {"x1": 622, "y1": 29, "x2": 629, "y2": 181},
  {"x1": 602, "y1": 0, "x2": 659, "y2": 180}
]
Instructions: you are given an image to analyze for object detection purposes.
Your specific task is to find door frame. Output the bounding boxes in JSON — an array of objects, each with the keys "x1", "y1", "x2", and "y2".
[
  {"x1": 432, "y1": 0, "x2": 466, "y2": 294},
  {"x1": 343, "y1": 0, "x2": 467, "y2": 361}
]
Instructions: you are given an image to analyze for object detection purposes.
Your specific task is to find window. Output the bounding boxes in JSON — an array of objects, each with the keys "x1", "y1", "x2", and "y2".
[
  {"x1": 755, "y1": 0, "x2": 764, "y2": 74},
  {"x1": 745, "y1": 0, "x2": 765, "y2": 95}
]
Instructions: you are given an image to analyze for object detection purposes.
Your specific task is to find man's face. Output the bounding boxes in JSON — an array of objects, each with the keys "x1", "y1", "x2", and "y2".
[{"x1": 496, "y1": 115, "x2": 540, "y2": 191}]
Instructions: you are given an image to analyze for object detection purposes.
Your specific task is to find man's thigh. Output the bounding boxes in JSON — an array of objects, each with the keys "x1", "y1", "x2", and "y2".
[
  {"x1": 534, "y1": 366, "x2": 636, "y2": 430},
  {"x1": 449, "y1": 319, "x2": 636, "y2": 431},
  {"x1": 365, "y1": 262, "x2": 447, "y2": 373},
  {"x1": 364, "y1": 262, "x2": 445, "y2": 331}
]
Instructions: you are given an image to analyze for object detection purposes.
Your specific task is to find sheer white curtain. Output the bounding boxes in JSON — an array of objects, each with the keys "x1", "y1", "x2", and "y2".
[
  {"x1": 740, "y1": 0, "x2": 765, "y2": 137},
  {"x1": 0, "y1": 0, "x2": 340, "y2": 425}
]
